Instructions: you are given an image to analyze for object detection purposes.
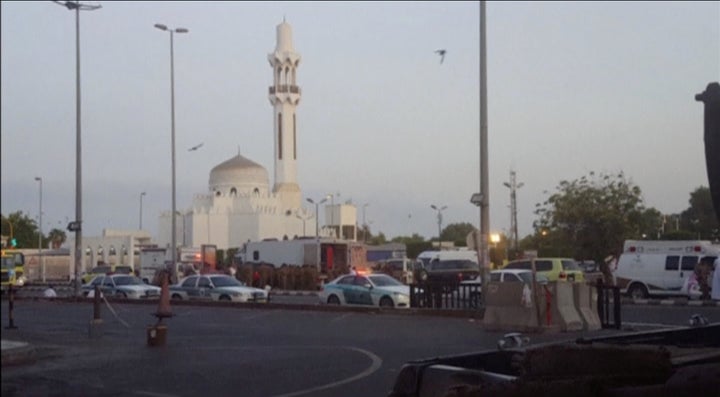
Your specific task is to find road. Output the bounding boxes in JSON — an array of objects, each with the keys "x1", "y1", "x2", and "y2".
[{"x1": 2, "y1": 298, "x2": 717, "y2": 397}]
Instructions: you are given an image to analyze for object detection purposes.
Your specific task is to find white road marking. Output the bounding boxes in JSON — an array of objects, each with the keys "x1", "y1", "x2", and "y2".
[
  {"x1": 330, "y1": 313, "x2": 352, "y2": 323},
  {"x1": 270, "y1": 347, "x2": 383, "y2": 397},
  {"x1": 134, "y1": 391, "x2": 180, "y2": 397}
]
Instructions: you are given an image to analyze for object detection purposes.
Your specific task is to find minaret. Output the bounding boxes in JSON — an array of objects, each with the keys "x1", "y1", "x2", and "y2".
[{"x1": 268, "y1": 19, "x2": 301, "y2": 209}]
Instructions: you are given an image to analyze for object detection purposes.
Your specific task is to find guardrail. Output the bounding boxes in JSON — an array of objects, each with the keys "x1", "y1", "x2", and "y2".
[{"x1": 409, "y1": 281, "x2": 481, "y2": 309}]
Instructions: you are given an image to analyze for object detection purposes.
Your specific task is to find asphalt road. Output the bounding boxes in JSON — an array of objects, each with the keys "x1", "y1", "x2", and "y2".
[{"x1": 1, "y1": 298, "x2": 663, "y2": 397}]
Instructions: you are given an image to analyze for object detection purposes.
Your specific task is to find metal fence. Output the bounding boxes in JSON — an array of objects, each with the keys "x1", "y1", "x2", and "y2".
[
  {"x1": 409, "y1": 281, "x2": 481, "y2": 310},
  {"x1": 596, "y1": 279, "x2": 622, "y2": 329}
]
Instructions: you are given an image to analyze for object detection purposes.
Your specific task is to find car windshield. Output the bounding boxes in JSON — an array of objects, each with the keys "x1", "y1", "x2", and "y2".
[
  {"x1": 368, "y1": 274, "x2": 403, "y2": 287},
  {"x1": 113, "y1": 276, "x2": 144, "y2": 286},
  {"x1": 211, "y1": 276, "x2": 244, "y2": 287}
]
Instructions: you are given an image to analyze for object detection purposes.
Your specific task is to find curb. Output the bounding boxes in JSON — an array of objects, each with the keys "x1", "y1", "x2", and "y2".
[{"x1": 621, "y1": 298, "x2": 720, "y2": 307}]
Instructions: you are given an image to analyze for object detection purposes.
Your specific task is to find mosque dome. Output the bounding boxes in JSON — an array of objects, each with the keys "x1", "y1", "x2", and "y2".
[{"x1": 209, "y1": 153, "x2": 269, "y2": 197}]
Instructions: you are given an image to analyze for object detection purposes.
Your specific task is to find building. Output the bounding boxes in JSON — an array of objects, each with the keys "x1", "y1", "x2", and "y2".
[{"x1": 157, "y1": 20, "x2": 357, "y2": 251}]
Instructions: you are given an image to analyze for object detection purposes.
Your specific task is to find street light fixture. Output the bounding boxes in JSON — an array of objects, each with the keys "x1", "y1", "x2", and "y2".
[
  {"x1": 139, "y1": 191, "x2": 146, "y2": 230},
  {"x1": 53, "y1": 0, "x2": 101, "y2": 297},
  {"x1": 430, "y1": 204, "x2": 447, "y2": 250},
  {"x1": 35, "y1": 177, "x2": 44, "y2": 282},
  {"x1": 155, "y1": 22, "x2": 189, "y2": 281},
  {"x1": 307, "y1": 197, "x2": 328, "y2": 270}
]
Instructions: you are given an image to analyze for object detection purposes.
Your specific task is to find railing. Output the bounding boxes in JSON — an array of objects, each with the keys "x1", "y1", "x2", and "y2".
[
  {"x1": 596, "y1": 279, "x2": 622, "y2": 329},
  {"x1": 268, "y1": 85, "x2": 301, "y2": 95},
  {"x1": 409, "y1": 281, "x2": 481, "y2": 310}
]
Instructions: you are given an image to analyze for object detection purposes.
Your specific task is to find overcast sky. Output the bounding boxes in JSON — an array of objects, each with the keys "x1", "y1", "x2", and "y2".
[{"x1": 1, "y1": 1, "x2": 718, "y2": 243}]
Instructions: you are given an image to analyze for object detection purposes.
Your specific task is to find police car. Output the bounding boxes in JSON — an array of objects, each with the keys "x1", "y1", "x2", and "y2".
[{"x1": 318, "y1": 272, "x2": 410, "y2": 309}]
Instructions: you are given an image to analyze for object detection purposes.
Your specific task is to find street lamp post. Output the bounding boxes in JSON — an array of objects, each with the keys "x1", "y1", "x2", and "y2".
[
  {"x1": 139, "y1": 191, "x2": 146, "y2": 230},
  {"x1": 54, "y1": 0, "x2": 101, "y2": 297},
  {"x1": 155, "y1": 23, "x2": 188, "y2": 281},
  {"x1": 306, "y1": 197, "x2": 328, "y2": 269},
  {"x1": 362, "y1": 203, "x2": 369, "y2": 243},
  {"x1": 430, "y1": 204, "x2": 447, "y2": 250},
  {"x1": 35, "y1": 177, "x2": 44, "y2": 282}
]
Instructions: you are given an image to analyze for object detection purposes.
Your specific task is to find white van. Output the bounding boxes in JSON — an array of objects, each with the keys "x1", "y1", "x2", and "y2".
[{"x1": 616, "y1": 240, "x2": 719, "y2": 299}]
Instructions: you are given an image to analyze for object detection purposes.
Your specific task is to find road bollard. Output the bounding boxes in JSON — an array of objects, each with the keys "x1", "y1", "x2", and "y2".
[
  {"x1": 5, "y1": 284, "x2": 18, "y2": 329},
  {"x1": 88, "y1": 285, "x2": 104, "y2": 338}
]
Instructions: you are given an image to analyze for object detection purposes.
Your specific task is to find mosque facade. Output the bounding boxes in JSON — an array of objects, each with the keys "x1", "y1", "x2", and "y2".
[{"x1": 156, "y1": 20, "x2": 356, "y2": 251}]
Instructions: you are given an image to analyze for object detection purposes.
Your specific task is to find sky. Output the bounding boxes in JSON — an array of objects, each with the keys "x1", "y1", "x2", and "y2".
[{"x1": 1, "y1": 1, "x2": 719, "y2": 243}]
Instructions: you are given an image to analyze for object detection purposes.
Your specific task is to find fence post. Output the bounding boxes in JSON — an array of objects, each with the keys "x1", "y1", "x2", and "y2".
[
  {"x1": 5, "y1": 284, "x2": 18, "y2": 329},
  {"x1": 596, "y1": 278, "x2": 606, "y2": 328},
  {"x1": 613, "y1": 286, "x2": 622, "y2": 330}
]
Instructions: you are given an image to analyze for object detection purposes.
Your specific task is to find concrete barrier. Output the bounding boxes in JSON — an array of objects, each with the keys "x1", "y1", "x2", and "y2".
[
  {"x1": 548, "y1": 282, "x2": 584, "y2": 332},
  {"x1": 573, "y1": 283, "x2": 601, "y2": 331},
  {"x1": 483, "y1": 282, "x2": 547, "y2": 333}
]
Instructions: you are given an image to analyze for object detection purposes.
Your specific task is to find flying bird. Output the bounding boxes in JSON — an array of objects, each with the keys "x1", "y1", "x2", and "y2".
[
  {"x1": 435, "y1": 49, "x2": 446, "y2": 64},
  {"x1": 188, "y1": 143, "x2": 204, "y2": 151}
]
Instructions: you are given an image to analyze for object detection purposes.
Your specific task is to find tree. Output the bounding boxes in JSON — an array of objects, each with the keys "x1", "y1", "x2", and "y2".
[
  {"x1": 47, "y1": 228, "x2": 67, "y2": 249},
  {"x1": 1, "y1": 211, "x2": 43, "y2": 249},
  {"x1": 440, "y1": 222, "x2": 476, "y2": 247},
  {"x1": 533, "y1": 171, "x2": 652, "y2": 262},
  {"x1": 679, "y1": 186, "x2": 719, "y2": 240}
]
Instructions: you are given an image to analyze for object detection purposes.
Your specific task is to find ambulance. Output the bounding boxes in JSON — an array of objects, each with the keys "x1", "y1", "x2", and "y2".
[{"x1": 615, "y1": 240, "x2": 719, "y2": 299}]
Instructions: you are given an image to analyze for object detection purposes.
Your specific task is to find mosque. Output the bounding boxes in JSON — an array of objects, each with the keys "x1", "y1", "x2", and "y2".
[{"x1": 156, "y1": 20, "x2": 358, "y2": 251}]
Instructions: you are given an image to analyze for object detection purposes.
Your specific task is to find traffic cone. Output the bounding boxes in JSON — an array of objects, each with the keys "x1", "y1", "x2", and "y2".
[{"x1": 154, "y1": 271, "x2": 173, "y2": 320}]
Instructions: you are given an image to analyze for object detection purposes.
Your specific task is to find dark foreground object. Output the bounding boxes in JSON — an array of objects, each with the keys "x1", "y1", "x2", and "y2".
[
  {"x1": 696, "y1": 82, "x2": 720, "y2": 225},
  {"x1": 389, "y1": 324, "x2": 720, "y2": 397}
]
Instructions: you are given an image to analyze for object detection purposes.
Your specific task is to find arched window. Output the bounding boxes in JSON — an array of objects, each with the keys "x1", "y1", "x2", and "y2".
[
  {"x1": 230, "y1": 188, "x2": 237, "y2": 197},
  {"x1": 215, "y1": 191, "x2": 221, "y2": 197},
  {"x1": 253, "y1": 188, "x2": 260, "y2": 196}
]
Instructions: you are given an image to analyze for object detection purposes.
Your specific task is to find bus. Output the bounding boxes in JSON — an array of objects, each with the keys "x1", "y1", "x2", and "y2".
[{"x1": 1, "y1": 248, "x2": 26, "y2": 290}]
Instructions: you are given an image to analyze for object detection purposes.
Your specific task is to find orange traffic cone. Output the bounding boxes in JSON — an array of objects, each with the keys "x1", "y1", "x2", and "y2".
[{"x1": 154, "y1": 271, "x2": 173, "y2": 320}]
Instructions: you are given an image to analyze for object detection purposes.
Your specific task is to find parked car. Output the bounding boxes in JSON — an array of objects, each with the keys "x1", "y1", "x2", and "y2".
[
  {"x1": 81, "y1": 274, "x2": 160, "y2": 299},
  {"x1": 414, "y1": 251, "x2": 480, "y2": 284},
  {"x1": 319, "y1": 272, "x2": 410, "y2": 308},
  {"x1": 503, "y1": 258, "x2": 584, "y2": 282},
  {"x1": 170, "y1": 274, "x2": 268, "y2": 303},
  {"x1": 81, "y1": 264, "x2": 134, "y2": 284},
  {"x1": 488, "y1": 269, "x2": 549, "y2": 284}
]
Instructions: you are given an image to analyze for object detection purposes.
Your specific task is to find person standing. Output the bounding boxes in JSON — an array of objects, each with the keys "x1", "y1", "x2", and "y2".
[{"x1": 712, "y1": 257, "x2": 720, "y2": 301}]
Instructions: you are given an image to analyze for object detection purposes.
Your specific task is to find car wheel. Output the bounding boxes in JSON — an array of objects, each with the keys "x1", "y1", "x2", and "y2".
[
  {"x1": 219, "y1": 295, "x2": 231, "y2": 301},
  {"x1": 171, "y1": 293, "x2": 182, "y2": 300},
  {"x1": 118, "y1": 292, "x2": 127, "y2": 299},
  {"x1": 327, "y1": 295, "x2": 340, "y2": 305},
  {"x1": 379, "y1": 297, "x2": 394, "y2": 308},
  {"x1": 628, "y1": 283, "x2": 648, "y2": 299}
]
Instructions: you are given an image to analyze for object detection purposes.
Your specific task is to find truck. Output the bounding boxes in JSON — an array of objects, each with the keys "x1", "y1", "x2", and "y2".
[
  {"x1": 138, "y1": 248, "x2": 168, "y2": 284},
  {"x1": 236, "y1": 238, "x2": 366, "y2": 273}
]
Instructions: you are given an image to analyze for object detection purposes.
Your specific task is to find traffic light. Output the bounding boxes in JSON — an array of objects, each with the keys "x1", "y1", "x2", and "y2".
[{"x1": 10, "y1": 238, "x2": 17, "y2": 247}]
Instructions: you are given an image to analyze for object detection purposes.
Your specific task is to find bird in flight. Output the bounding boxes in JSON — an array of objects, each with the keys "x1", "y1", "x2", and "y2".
[
  {"x1": 435, "y1": 49, "x2": 446, "y2": 64},
  {"x1": 188, "y1": 143, "x2": 204, "y2": 151}
]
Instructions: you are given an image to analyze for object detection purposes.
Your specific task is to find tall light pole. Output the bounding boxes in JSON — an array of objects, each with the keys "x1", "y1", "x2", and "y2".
[
  {"x1": 35, "y1": 177, "x2": 44, "y2": 282},
  {"x1": 478, "y1": 0, "x2": 490, "y2": 310},
  {"x1": 307, "y1": 197, "x2": 328, "y2": 269},
  {"x1": 362, "y1": 203, "x2": 369, "y2": 243},
  {"x1": 139, "y1": 191, "x2": 146, "y2": 230},
  {"x1": 503, "y1": 169, "x2": 524, "y2": 254},
  {"x1": 54, "y1": 1, "x2": 101, "y2": 297},
  {"x1": 155, "y1": 23, "x2": 188, "y2": 281},
  {"x1": 430, "y1": 204, "x2": 447, "y2": 250}
]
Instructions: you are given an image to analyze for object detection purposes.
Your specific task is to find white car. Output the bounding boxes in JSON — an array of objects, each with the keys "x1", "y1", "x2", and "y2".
[
  {"x1": 170, "y1": 274, "x2": 268, "y2": 303},
  {"x1": 488, "y1": 269, "x2": 549, "y2": 284},
  {"x1": 319, "y1": 273, "x2": 410, "y2": 309},
  {"x1": 82, "y1": 275, "x2": 161, "y2": 299}
]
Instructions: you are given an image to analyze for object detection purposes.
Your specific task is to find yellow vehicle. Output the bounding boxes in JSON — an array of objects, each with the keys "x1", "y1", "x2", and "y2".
[{"x1": 1, "y1": 249, "x2": 26, "y2": 290}]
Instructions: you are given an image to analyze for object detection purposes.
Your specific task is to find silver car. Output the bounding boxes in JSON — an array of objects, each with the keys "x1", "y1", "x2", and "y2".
[{"x1": 170, "y1": 274, "x2": 268, "y2": 303}]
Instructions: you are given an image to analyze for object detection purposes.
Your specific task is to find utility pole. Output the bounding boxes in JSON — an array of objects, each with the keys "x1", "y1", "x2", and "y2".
[{"x1": 503, "y1": 169, "x2": 524, "y2": 255}]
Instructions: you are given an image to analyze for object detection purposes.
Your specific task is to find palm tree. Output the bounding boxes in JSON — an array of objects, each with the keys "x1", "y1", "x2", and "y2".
[{"x1": 48, "y1": 228, "x2": 66, "y2": 249}]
